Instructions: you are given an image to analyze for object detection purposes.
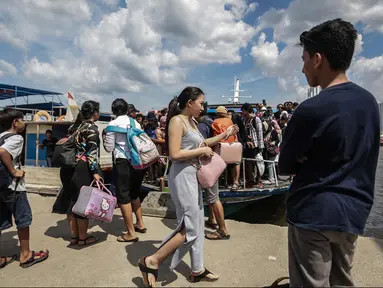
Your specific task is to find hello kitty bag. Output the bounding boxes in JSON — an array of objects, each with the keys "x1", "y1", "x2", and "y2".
[{"x1": 72, "y1": 180, "x2": 117, "y2": 223}]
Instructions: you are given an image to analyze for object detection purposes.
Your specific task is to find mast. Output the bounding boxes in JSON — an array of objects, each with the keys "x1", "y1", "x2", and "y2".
[{"x1": 222, "y1": 76, "x2": 251, "y2": 104}]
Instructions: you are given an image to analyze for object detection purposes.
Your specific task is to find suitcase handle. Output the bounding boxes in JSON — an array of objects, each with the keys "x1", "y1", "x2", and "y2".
[{"x1": 90, "y1": 180, "x2": 112, "y2": 196}]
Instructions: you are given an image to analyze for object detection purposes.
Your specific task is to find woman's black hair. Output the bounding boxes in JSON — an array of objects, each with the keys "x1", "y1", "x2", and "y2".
[
  {"x1": 81, "y1": 100, "x2": 100, "y2": 120},
  {"x1": 68, "y1": 111, "x2": 84, "y2": 134},
  {"x1": 165, "y1": 86, "x2": 204, "y2": 152}
]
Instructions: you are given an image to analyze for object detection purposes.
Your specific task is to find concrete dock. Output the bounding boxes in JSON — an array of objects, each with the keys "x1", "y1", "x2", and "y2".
[{"x1": 1, "y1": 193, "x2": 383, "y2": 287}]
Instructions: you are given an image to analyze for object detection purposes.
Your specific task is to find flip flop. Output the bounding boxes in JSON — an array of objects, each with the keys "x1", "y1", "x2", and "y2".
[
  {"x1": 117, "y1": 235, "x2": 139, "y2": 243},
  {"x1": 134, "y1": 225, "x2": 147, "y2": 234},
  {"x1": 69, "y1": 237, "x2": 79, "y2": 246},
  {"x1": 78, "y1": 236, "x2": 99, "y2": 247},
  {"x1": 205, "y1": 229, "x2": 231, "y2": 240},
  {"x1": 0, "y1": 255, "x2": 17, "y2": 269},
  {"x1": 205, "y1": 220, "x2": 218, "y2": 230},
  {"x1": 188, "y1": 268, "x2": 219, "y2": 283},
  {"x1": 138, "y1": 257, "x2": 158, "y2": 288},
  {"x1": 263, "y1": 276, "x2": 290, "y2": 287},
  {"x1": 20, "y1": 250, "x2": 49, "y2": 268}
]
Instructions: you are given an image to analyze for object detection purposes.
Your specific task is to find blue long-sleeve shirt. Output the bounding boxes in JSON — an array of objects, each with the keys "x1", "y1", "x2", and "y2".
[{"x1": 279, "y1": 82, "x2": 380, "y2": 235}]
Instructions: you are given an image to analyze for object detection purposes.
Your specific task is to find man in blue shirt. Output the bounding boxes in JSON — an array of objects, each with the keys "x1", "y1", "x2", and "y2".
[{"x1": 279, "y1": 19, "x2": 380, "y2": 287}]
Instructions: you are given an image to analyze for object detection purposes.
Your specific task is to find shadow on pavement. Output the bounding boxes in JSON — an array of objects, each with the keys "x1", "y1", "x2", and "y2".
[
  {"x1": 0, "y1": 231, "x2": 19, "y2": 257},
  {"x1": 161, "y1": 218, "x2": 177, "y2": 230},
  {"x1": 125, "y1": 240, "x2": 190, "y2": 287}
]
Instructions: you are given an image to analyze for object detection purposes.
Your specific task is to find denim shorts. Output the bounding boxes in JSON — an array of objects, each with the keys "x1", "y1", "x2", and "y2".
[{"x1": 0, "y1": 189, "x2": 32, "y2": 231}]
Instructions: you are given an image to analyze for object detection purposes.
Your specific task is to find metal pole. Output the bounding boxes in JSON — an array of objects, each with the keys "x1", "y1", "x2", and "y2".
[
  {"x1": 242, "y1": 158, "x2": 246, "y2": 190},
  {"x1": 14, "y1": 86, "x2": 17, "y2": 108},
  {"x1": 273, "y1": 162, "x2": 279, "y2": 187},
  {"x1": 36, "y1": 124, "x2": 40, "y2": 167}
]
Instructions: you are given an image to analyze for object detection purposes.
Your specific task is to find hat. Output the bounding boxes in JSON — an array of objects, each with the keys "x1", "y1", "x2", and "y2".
[
  {"x1": 128, "y1": 104, "x2": 139, "y2": 113},
  {"x1": 261, "y1": 106, "x2": 267, "y2": 111},
  {"x1": 147, "y1": 111, "x2": 157, "y2": 120},
  {"x1": 216, "y1": 106, "x2": 228, "y2": 114}
]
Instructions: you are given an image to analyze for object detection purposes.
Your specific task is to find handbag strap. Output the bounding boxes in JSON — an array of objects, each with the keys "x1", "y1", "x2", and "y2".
[{"x1": 90, "y1": 180, "x2": 112, "y2": 196}]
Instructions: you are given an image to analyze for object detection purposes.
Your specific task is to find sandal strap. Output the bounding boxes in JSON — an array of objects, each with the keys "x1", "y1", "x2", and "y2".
[{"x1": 138, "y1": 259, "x2": 158, "y2": 280}]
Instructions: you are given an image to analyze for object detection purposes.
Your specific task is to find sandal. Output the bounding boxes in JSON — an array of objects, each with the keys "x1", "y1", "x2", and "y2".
[
  {"x1": 138, "y1": 257, "x2": 158, "y2": 288},
  {"x1": 205, "y1": 219, "x2": 218, "y2": 230},
  {"x1": 231, "y1": 183, "x2": 239, "y2": 191},
  {"x1": 188, "y1": 268, "x2": 219, "y2": 283},
  {"x1": 78, "y1": 236, "x2": 99, "y2": 247},
  {"x1": 257, "y1": 183, "x2": 263, "y2": 189},
  {"x1": 20, "y1": 250, "x2": 49, "y2": 268},
  {"x1": 69, "y1": 237, "x2": 79, "y2": 246},
  {"x1": 134, "y1": 225, "x2": 147, "y2": 234},
  {"x1": 117, "y1": 234, "x2": 139, "y2": 243},
  {"x1": 205, "y1": 229, "x2": 231, "y2": 240},
  {"x1": 263, "y1": 277, "x2": 290, "y2": 287},
  {"x1": 0, "y1": 255, "x2": 17, "y2": 269}
]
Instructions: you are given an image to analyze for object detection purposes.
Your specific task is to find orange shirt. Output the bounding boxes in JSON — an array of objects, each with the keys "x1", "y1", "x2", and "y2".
[{"x1": 212, "y1": 117, "x2": 236, "y2": 143}]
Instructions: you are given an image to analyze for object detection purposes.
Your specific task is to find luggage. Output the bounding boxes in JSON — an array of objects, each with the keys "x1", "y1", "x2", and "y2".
[
  {"x1": 215, "y1": 142, "x2": 243, "y2": 164},
  {"x1": 72, "y1": 180, "x2": 117, "y2": 223},
  {"x1": 106, "y1": 117, "x2": 159, "y2": 170}
]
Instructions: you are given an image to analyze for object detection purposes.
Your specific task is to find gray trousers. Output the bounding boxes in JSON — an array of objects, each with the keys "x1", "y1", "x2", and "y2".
[{"x1": 288, "y1": 224, "x2": 357, "y2": 287}]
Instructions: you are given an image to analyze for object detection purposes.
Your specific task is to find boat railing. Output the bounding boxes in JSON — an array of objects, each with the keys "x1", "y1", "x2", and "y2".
[{"x1": 156, "y1": 155, "x2": 281, "y2": 189}]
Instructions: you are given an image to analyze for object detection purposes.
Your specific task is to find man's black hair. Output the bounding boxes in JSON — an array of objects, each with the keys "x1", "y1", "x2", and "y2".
[
  {"x1": 299, "y1": 18, "x2": 357, "y2": 71},
  {"x1": 0, "y1": 109, "x2": 24, "y2": 132},
  {"x1": 241, "y1": 103, "x2": 253, "y2": 113},
  {"x1": 111, "y1": 98, "x2": 129, "y2": 116},
  {"x1": 46, "y1": 130, "x2": 53, "y2": 134}
]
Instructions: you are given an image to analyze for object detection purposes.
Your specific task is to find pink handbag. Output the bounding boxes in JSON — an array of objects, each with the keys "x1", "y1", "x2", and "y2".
[
  {"x1": 194, "y1": 152, "x2": 227, "y2": 188},
  {"x1": 216, "y1": 142, "x2": 243, "y2": 164},
  {"x1": 72, "y1": 180, "x2": 117, "y2": 223}
]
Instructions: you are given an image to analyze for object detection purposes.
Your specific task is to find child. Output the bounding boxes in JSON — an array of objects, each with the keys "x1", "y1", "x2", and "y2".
[{"x1": 0, "y1": 109, "x2": 49, "y2": 269}]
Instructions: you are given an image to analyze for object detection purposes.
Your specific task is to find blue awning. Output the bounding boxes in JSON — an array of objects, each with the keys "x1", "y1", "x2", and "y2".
[{"x1": 0, "y1": 83, "x2": 62, "y2": 100}]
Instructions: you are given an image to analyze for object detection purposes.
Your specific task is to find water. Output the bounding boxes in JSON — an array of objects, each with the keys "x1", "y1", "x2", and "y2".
[
  {"x1": 229, "y1": 149, "x2": 383, "y2": 239},
  {"x1": 365, "y1": 149, "x2": 383, "y2": 238}
]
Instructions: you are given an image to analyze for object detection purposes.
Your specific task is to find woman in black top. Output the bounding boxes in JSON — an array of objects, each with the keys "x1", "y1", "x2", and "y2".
[{"x1": 69, "y1": 101, "x2": 102, "y2": 247}]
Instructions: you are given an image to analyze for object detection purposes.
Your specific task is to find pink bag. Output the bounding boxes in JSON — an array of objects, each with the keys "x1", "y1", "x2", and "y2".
[
  {"x1": 72, "y1": 180, "x2": 117, "y2": 223},
  {"x1": 194, "y1": 152, "x2": 227, "y2": 188},
  {"x1": 215, "y1": 142, "x2": 243, "y2": 164}
]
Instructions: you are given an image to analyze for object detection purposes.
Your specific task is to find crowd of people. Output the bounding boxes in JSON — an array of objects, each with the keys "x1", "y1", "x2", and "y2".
[{"x1": 0, "y1": 18, "x2": 380, "y2": 288}]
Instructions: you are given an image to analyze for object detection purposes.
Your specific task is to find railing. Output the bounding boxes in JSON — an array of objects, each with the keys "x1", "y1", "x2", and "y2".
[{"x1": 154, "y1": 155, "x2": 281, "y2": 189}]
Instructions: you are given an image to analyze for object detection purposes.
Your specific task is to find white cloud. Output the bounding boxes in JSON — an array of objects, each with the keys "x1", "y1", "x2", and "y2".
[
  {"x1": 0, "y1": 0, "x2": 91, "y2": 49},
  {"x1": 349, "y1": 56, "x2": 383, "y2": 101},
  {"x1": 19, "y1": 0, "x2": 257, "y2": 108},
  {"x1": 0, "y1": 59, "x2": 17, "y2": 77},
  {"x1": 251, "y1": 0, "x2": 383, "y2": 102}
]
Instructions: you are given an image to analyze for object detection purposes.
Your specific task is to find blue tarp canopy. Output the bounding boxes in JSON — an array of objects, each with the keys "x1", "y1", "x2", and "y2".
[
  {"x1": 0, "y1": 83, "x2": 62, "y2": 100},
  {"x1": 6, "y1": 102, "x2": 64, "y2": 110}
]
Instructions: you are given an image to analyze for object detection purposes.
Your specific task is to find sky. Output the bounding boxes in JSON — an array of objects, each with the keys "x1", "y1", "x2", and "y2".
[{"x1": 0, "y1": 0, "x2": 383, "y2": 113}]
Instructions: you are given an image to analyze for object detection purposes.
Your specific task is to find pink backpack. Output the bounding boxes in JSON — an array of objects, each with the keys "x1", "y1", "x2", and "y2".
[{"x1": 72, "y1": 181, "x2": 117, "y2": 223}]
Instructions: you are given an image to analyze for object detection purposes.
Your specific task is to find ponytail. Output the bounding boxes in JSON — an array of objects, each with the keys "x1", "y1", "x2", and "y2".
[{"x1": 164, "y1": 97, "x2": 181, "y2": 154}]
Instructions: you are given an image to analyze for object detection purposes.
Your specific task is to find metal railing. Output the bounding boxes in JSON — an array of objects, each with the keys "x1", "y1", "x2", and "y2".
[{"x1": 155, "y1": 156, "x2": 280, "y2": 189}]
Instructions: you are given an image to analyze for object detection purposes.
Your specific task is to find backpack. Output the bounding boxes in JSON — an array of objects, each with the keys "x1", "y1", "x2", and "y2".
[
  {"x1": 106, "y1": 117, "x2": 159, "y2": 170},
  {"x1": 0, "y1": 133, "x2": 18, "y2": 189},
  {"x1": 52, "y1": 125, "x2": 85, "y2": 168},
  {"x1": 211, "y1": 118, "x2": 236, "y2": 143}
]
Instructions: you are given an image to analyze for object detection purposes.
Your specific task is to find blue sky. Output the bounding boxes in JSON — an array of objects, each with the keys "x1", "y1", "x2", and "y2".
[{"x1": 0, "y1": 0, "x2": 383, "y2": 112}]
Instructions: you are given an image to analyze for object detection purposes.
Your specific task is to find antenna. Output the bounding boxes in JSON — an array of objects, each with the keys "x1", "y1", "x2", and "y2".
[{"x1": 221, "y1": 76, "x2": 251, "y2": 104}]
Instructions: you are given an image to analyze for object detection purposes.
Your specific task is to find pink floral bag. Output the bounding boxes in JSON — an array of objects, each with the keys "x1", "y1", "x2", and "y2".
[{"x1": 72, "y1": 180, "x2": 117, "y2": 223}]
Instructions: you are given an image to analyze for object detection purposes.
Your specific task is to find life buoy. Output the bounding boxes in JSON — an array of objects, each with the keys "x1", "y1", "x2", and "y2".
[
  {"x1": 57, "y1": 115, "x2": 66, "y2": 122},
  {"x1": 34, "y1": 110, "x2": 51, "y2": 122}
]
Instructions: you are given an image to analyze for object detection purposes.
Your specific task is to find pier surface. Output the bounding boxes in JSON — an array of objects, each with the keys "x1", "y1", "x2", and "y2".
[{"x1": 1, "y1": 194, "x2": 383, "y2": 287}]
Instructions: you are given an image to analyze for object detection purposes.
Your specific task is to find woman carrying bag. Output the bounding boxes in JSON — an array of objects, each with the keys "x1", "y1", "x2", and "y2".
[{"x1": 68, "y1": 101, "x2": 102, "y2": 247}]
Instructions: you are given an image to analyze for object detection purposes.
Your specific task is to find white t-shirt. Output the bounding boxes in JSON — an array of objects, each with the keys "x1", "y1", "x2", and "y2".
[
  {"x1": 103, "y1": 116, "x2": 142, "y2": 160},
  {"x1": 0, "y1": 132, "x2": 26, "y2": 191}
]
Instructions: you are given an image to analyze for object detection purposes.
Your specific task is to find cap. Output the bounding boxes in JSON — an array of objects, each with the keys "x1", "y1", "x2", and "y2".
[
  {"x1": 216, "y1": 106, "x2": 228, "y2": 114},
  {"x1": 128, "y1": 104, "x2": 139, "y2": 113}
]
